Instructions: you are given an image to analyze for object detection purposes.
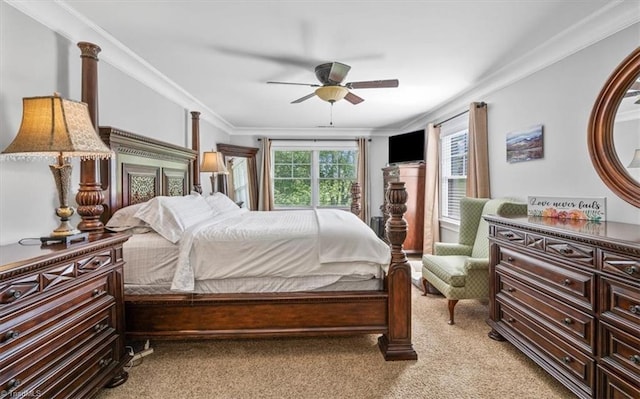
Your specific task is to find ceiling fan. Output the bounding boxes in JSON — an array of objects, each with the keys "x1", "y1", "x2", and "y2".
[
  {"x1": 624, "y1": 80, "x2": 640, "y2": 104},
  {"x1": 267, "y1": 61, "x2": 399, "y2": 104}
]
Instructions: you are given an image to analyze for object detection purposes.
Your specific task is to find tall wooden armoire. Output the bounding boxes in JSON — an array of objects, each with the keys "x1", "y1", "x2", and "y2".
[{"x1": 381, "y1": 163, "x2": 425, "y2": 254}]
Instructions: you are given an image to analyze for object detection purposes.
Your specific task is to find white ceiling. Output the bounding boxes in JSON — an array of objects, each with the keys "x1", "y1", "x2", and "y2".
[{"x1": 11, "y1": 1, "x2": 638, "y2": 134}]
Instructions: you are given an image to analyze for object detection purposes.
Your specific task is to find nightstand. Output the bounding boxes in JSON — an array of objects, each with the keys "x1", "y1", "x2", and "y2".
[{"x1": 0, "y1": 232, "x2": 131, "y2": 398}]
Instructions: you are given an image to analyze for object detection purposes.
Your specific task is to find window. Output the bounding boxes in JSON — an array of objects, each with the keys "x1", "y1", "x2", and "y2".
[
  {"x1": 440, "y1": 115, "x2": 469, "y2": 221},
  {"x1": 272, "y1": 141, "x2": 357, "y2": 209}
]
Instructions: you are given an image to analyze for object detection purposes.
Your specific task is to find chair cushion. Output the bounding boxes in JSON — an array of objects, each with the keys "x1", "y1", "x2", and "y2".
[{"x1": 422, "y1": 255, "x2": 469, "y2": 288}]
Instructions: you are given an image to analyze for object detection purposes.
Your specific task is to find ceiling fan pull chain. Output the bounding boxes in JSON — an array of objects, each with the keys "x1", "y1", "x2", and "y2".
[{"x1": 330, "y1": 102, "x2": 334, "y2": 126}]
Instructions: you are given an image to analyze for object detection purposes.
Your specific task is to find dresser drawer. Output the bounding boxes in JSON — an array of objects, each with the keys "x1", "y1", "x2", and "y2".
[
  {"x1": 497, "y1": 272, "x2": 595, "y2": 352},
  {"x1": 545, "y1": 238, "x2": 595, "y2": 268},
  {"x1": 0, "y1": 272, "x2": 112, "y2": 354},
  {"x1": 497, "y1": 246, "x2": 595, "y2": 311},
  {"x1": 597, "y1": 365, "x2": 640, "y2": 399},
  {"x1": 0, "y1": 303, "x2": 116, "y2": 397},
  {"x1": 496, "y1": 301, "x2": 595, "y2": 394},
  {"x1": 599, "y1": 321, "x2": 640, "y2": 383},
  {"x1": 601, "y1": 250, "x2": 640, "y2": 283},
  {"x1": 32, "y1": 334, "x2": 119, "y2": 399},
  {"x1": 599, "y1": 277, "x2": 640, "y2": 331},
  {"x1": 76, "y1": 249, "x2": 115, "y2": 274}
]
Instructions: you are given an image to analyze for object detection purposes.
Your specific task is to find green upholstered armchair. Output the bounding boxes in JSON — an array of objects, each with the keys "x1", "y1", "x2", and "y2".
[{"x1": 421, "y1": 197, "x2": 527, "y2": 324}]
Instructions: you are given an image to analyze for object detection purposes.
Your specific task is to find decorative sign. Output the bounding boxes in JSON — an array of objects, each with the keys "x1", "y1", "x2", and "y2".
[{"x1": 527, "y1": 196, "x2": 606, "y2": 222}]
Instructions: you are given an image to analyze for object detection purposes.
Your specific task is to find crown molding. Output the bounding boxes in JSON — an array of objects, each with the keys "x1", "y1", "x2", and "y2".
[
  {"x1": 6, "y1": 0, "x2": 235, "y2": 135},
  {"x1": 8, "y1": 1, "x2": 637, "y2": 137},
  {"x1": 401, "y1": 0, "x2": 640, "y2": 131}
]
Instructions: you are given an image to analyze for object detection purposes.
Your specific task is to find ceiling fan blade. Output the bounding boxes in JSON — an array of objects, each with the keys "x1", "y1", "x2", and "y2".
[
  {"x1": 211, "y1": 45, "x2": 320, "y2": 69},
  {"x1": 624, "y1": 90, "x2": 640, "y2": 98},
  {"x1": 291, "y1": 93, "x2": 317, "y2": 104},
  {"x1": 267, "y1": 81, "x2": 320, "y2": 87},
  {"x1": 344, "y1": 92, "x2": 364, "y2": 105},
  {"x1": 346, "y1": 79, "x2": 399, "y2": 89}
]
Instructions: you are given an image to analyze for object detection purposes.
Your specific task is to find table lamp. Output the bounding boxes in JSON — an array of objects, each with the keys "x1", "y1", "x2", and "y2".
[
  {"x1": 201, "y1": 151, "x2": 228, "y2": 195},
  {"x1": 1, "y1": 94, "x2": 113, "y2": 243}
]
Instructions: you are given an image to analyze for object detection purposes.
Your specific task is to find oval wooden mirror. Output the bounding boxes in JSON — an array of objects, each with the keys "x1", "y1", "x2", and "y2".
[
  {"x1": 588, "y1": 47, "x2": 640, "y2": 208},
  {"x1": 217, "y1": 143, "x2": 259, "y2": 210}
]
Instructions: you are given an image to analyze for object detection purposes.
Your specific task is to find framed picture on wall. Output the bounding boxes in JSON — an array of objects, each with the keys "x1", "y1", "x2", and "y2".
[{"x1": 506, "y1": 124, "x2": 544, "y2": 163}]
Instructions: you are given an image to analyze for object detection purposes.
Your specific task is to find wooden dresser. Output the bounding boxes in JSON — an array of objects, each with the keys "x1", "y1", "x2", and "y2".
[
  {"x1": 381, "y1": 163, "x2": 425, "y2": 254},
  {"x1": 0, "y1": 233, "x2": 131, "y2": 398},
  {"x1": 485, "y1": 216, "x2": 640, "y2": 399}
]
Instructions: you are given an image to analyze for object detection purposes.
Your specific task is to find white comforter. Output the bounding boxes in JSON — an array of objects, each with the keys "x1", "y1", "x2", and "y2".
[{"x1": 171, "y1": 208, "x2": 390, "y2": 291}]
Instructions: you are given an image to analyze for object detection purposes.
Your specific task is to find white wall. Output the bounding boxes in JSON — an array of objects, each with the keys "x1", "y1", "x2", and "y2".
[
  {"x1": 1, "y1": 3, "x2": 637, "y2": 248},
  {"x1": 422, "y1": 24, "x2": 640, "y2": 226},
  {"x1": 0, "y1": 4, "x2": 229, "y2": 245}
]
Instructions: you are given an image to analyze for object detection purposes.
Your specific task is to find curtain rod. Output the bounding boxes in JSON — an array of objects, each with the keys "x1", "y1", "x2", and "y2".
[
  {"x1": 257, "y1": 138, "x2": 371, "y2": 142},
  {"x1": 434, "y1": 102, "x2": 486, "y2": 127}
]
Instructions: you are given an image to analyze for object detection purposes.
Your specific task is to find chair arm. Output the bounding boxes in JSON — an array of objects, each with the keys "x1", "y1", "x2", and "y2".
[
  {"x1": 434, "y1": 243, "x2": 473, "y2": 256},
  {"x1": 464, "y1": 257, "x2": 489, "y2": 271}
]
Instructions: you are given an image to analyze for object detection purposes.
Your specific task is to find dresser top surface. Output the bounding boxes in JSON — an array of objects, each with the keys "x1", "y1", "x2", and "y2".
[
  {"x1": 485, "y1": 215, "x2": 640, "y2": 248},
  {"x1": 0, "y1": 232, "x2": 130, "y2": 273}
]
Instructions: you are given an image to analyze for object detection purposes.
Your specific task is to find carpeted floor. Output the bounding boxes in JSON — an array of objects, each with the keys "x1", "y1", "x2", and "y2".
[{"x1": 96, "y1": 284, "x2": 576, "y2": 399}]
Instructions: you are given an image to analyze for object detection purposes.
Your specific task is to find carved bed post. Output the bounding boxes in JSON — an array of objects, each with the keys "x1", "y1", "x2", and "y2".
[
  {"x1": 350, "y1": 181, "x2": 361, "y2": 217},
  {"x1": 191, "y1": 111, "x2": 202, "y2": 194},
  {"x1": 378, "y1": 181, "x2": 418, "y2": 361},
  {"x1": 76, "y1": 42, "x2": 105, "y2": 231}
]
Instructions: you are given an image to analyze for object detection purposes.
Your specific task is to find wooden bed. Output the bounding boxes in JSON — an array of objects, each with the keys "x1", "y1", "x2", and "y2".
[{"x1": 78, "y1": 42, "x2": 416, "y2": 361}]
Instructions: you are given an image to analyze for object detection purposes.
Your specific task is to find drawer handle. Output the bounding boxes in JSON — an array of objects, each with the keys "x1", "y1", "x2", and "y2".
[
  {"x1": 562, "y1": 318, "x2": 573, "y2": 325},
  {"x1": 629, "y1": 305, "x2": 640, "y2": 314},
  {"x1": 562, "y1": 356, "x2": 572, "y2": 364},
  {"x1": 94, "y1": 323, "x2": 104, "y2": 332},
  {"x1": 506, "y1": 317, "x2": 515, "y2": 323},
  {"x1": 630, "y1": 355, "x2": 640, "y2": 364},
  {"x1": 92, "y1": 289, "x2": 103, "y2": 297},
  {"x1": 99, "y1": 358, "x2": 112, "y2": 368},
  {"x1": 506, "y1": 287, "x2": 515, "y2": 293},
  {"x1": 6, "y1": 378, "x2": 21, "y2": 389},
  {"x1": 560, "y1": 248, "x2": 574, "y2": 255},
  {"x1": 507, "y1": 256, "x2": 515, "y2": 262},
  {"x1": 504, "y1": 233, "x2": 514, "y2": 238},
  {"x1": 7, "y1": 289, "x2": 21, "y2": 299},
  {"x1": 625, "y1": 266, "x2": 638, "y2": 275},
  {"x1": 562, "y1": 279, "x2": 572, "y2": 286},
  {"x1": 4, "y1": 330, "x2": 19, "y2": 341}
]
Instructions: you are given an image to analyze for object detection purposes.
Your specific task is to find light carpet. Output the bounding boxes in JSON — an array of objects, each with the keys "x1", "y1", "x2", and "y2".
[{"x1": 96, "y1": 286, "x2": 576, "y2": 399}]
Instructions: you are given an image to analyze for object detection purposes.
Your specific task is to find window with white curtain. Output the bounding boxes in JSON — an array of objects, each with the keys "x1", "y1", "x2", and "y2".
[
  {"x1": 439, "y1": 114, "x2": 469, "y2": 221},
  {"x1": 271, "y1": 140, "x2": 358, "y2": 209}
]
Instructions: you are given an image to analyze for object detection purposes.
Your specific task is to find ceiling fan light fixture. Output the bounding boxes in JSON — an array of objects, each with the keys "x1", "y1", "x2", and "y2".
[
  {"x1": 315, "y1": 86, "x2": 348, "y2": 103},
  {"x1": 628, "y1": 149, "x2": 640, "y2": 168}
]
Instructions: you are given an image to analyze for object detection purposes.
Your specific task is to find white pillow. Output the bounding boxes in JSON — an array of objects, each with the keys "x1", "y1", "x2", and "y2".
[
  {"x1": 206, "y1": 192, "x2": 240, "y2": 214},
  {"x1": 134, "y1": 194, "x2": 215, "y2": 243},
  {"x1": 106, "y1": 203, "x2": 150, "y2": 233}
]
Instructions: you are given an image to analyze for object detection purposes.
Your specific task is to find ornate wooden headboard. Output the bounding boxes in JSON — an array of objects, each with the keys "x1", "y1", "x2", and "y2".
[{"x1": 99, "y1": 126, "x2": 197, "y2": 220}]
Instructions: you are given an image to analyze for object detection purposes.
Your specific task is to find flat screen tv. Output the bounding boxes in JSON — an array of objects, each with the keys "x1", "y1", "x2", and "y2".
[{"x1": 388, "y1": 129, "x2": 425, "y2": 165}]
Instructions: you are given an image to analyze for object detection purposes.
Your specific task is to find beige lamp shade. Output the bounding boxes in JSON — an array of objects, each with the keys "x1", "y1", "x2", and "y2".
[
  {"x1": 1, "y1": 94, "x2": 113, "y2": 160},
  {"x1": 628, "y1": 149, "x2": 640, "y2": 168},
  {"x1": 315, "y1": 86, "x2": 349, "y2": 103},
  {"x1": 201, "y1": 151, "x2": 228, "y2": 174}
]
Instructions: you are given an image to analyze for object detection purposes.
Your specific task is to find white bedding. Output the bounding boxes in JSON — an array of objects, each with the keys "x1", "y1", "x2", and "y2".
[{"x1": 171, "y1": 208, "x2": 390, "y2": 291}]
